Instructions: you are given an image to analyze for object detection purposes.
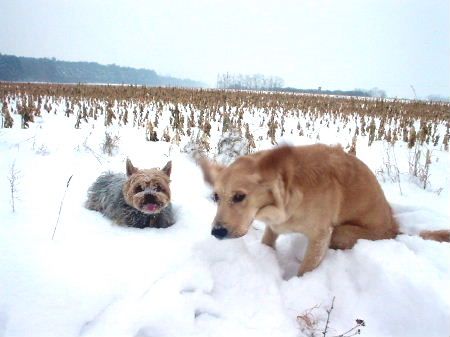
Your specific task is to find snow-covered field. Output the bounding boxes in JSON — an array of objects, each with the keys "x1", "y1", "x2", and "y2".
[{"x1": 1, "y1": 99, "x2": 449, "y2": 337}]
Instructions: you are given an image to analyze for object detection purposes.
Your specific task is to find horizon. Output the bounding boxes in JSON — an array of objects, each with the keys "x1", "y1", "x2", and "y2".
[
  {"x1": 2, "y1": 52, "x2": 448, "y2": 101},
  {"x1": 1, "y1": 0, "x2": 449, "y2": 100},
  {"x1": 0, "y1": 52, "x2": 381, "y2": 94}
]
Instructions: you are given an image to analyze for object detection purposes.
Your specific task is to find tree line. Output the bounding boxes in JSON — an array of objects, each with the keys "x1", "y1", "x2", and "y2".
[
  {"x1": 217, "y1": 73, "x2": 284, "y2": 90},
  {"x1": 217, "y1": 72, "x2": 387, "y2": 98},
  {"x1": 0, "y1": 53, "x2": 203, "y2": 87}
]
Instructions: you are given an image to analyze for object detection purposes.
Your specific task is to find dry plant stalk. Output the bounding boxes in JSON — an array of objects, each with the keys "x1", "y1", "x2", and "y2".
[
  {"x1": 52, "y1": 175, "x2": 73, "y2": 240},
  {"x1": 102, "y1": 131, "x2": 120, "y2": 156},
  {"x1": 1, "y1": 82, "x2": 448, "y2": 156},
  {"x1": 8, "y1": 162, "x2": 20, "y2": 213},
  {"x1": 376, "y1": 144, "x2": 403, "y2": 195},
  {"x1": 409, "y1": 145, "x2": 432, "y2": 189}
]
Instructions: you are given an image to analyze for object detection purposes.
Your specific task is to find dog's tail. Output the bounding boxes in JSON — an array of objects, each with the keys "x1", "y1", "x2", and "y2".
[{"x1": 418, "y1": 229, "x2": 450, "y2": 242}]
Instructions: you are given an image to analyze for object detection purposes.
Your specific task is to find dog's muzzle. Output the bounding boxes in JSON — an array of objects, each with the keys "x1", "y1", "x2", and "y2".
[
  {"x1": 211, "y1": 226, "x2": 228, "y2": 239},
  {"x1": 144, "y1": 193, "x2": 158, "y2": 205}
]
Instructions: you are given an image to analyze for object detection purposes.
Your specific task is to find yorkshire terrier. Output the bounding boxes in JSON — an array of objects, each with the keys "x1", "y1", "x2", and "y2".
[{"x1": 85, "y1": 159, "x2": 175, "y2": 228}]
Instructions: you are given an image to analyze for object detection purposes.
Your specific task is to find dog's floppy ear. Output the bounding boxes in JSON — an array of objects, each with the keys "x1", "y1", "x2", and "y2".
[
  {"x1": 198, "y1": 157, "x2": 225, "y2": 186},
  {"x1": 162, "y1": 161, "x2": 172, "y2": 177},
  {"x1": 126, "y1": 158, "x2": 139, "y2": 177},
  {"x1": 256, "y1": 146, "x2": 295, "y2": 204}
]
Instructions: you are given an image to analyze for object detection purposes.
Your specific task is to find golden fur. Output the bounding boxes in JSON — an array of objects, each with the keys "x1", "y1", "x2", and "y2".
[{"x1": 200, "y1": 144, "x2": 450, "y2": 276}]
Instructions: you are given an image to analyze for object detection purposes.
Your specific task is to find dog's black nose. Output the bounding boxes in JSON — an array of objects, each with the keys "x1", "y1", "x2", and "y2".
[
  {"x1": 211, "y1": 226, "x2": 228, "y2": 239},
  {"x1": 144, "y1": 193, "x2": 157, "y2": 204}
]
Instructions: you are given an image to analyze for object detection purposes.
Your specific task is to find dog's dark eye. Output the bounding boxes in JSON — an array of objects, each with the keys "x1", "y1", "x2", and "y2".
[
  {"x1": 212, "y1": 193, "x2": 219, "y2": 202},
  {"x1": 232, "y1": 193, "x2": 246, "y2": 203},
  {"x1": 134, "y1": 186, "x2": 143, "y2": 193},
  {"x1": 155, "y1": 185, "x2": 162, "y2": 192}
]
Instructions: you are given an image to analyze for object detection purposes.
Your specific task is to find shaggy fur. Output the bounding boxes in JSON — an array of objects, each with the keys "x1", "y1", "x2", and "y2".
[
  {"x1": 85, "y1": 159, "x2": 175, "y2": 229},
  {"x1": 200, "y1": 144, "x2": 450, "y2": 276}
]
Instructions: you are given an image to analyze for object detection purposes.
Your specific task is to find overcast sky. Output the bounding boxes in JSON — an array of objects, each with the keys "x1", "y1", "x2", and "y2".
[{"x1": 1, "y1": 0, "x2": 449, "y2": 99}]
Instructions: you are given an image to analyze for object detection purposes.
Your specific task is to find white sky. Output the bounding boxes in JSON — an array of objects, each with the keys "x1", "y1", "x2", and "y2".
[{"x1": 1, "y1": 0, "x2": 449, "y2": 99}]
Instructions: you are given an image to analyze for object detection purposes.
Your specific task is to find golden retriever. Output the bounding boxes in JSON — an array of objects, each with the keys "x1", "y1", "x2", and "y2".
[{"x1": 199, "y1": 144, "x2": 450, "y2": 276}]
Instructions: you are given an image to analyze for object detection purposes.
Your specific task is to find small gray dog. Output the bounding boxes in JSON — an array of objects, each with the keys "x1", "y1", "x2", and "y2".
[{"x1": 85, "y1": 159, "x2": 175, "y2": 228}]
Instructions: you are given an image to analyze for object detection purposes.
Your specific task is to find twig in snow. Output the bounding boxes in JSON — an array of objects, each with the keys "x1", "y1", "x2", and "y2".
[
  {"x1": 8, "y1": 161, "x2": 21, "y2": 213},
  {"x1": 331, "y1": 319, "x2": 366, "y2": 337},
  {"x1": 81, "y1": 132, "x2": 103, "y2": 164},
  {"x1": 322, "y1": 296, "x2": 335, "y2": 337},
  {"x1": 83, "y1": 143, "x2": 103, "y2": 164},
  {"x1": 390, "y1": 145, "x2": 403, "y2": 195},
  {"x1": 297, "y1": 304, "x2": 321, "y2": 335},
  {"x1": 52, "y1": 175, "x2": 73, "y2": 240}
]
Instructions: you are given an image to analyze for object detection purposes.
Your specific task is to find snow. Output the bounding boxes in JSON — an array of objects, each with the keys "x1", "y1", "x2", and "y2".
[{"x1": 1, "y1": 102, "x2": 449, "y2": 337}]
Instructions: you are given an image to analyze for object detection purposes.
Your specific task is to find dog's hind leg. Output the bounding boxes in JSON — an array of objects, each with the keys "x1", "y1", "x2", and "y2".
[
  {"x1": 298, "y1": 228, "x2": 333, "y2": 276},
  {"x1": 330, "y1": 224, "x2": 397, "y2": 250},
  {"x1": 262, "y1": 225, "x2": 278, "y2": 248}
]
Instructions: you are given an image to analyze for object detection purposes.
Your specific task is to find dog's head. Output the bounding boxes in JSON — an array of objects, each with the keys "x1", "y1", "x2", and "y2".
[
  {"x1": 199, "y1": 155, "x2": 276, "y2": 240},
  {"x1": 123, "y1": 159, "x2": 172, "y2": 214}
]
